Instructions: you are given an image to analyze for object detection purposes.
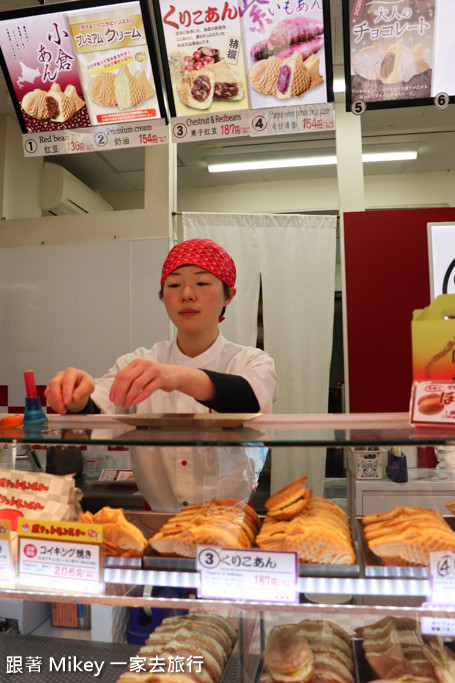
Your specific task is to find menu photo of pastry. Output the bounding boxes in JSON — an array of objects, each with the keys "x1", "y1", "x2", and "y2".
[
  {"x1": 348, "y1": 0, "x2": 436, "y2": 104},
  {"x1": 66, "y1": 3, "x2": 162, "y2": 124},
  {"x1": 157, "y1": 0, "x2": 249, "y2": 115},
  {"x1": 82, "y1": 50, "x2": 158, "y2": 124},
  {"x1": 0, "y1": 11, "x2": 91, "y2": 133},
  {"x1": 20, "y1": 82, "x2": 90, "y2": 133},
  {"x1": 241, "y1": 8, "x2": 328, "y2": 109},
  {"x1": 167, "y1": 41, "x2": 248, "y2": 114}
]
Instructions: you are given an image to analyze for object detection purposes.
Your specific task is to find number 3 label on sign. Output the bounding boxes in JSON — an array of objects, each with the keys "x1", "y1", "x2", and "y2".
[{"x1": 173, "y1": 122, "x2": 188, "y2": 140}]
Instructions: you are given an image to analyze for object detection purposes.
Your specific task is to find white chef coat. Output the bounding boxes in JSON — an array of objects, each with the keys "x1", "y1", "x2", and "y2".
[{"x1": 92, "y1": 333, "x2": 277, "y2": 511}]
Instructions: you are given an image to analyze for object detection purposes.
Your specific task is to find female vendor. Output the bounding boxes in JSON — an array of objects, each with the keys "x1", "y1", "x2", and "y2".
[{"x1": 45, "y1": 238, "x2": 277, "y2": 511}]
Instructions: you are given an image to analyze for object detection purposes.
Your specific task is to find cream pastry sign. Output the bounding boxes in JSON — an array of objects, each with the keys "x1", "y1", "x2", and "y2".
[{"x1": 67, "y1": 2, "x2": 163, "y2": 125}]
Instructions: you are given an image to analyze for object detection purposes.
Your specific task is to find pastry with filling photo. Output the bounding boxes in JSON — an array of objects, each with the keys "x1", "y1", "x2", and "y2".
[
  {"x1": 418, "y1": 392, "x2": 444, "y2": 415},
  {"x1": 352, "y1": 39, "x2": 430, "y2": 84},
  {"x1": 88, "y1": 64, "x2": 156, "y2": 110},
  {"x1": 176, "y1": 59, "x2": 245, "y2": 109},
  {"x1": 248, "y1": 52, "x2": 323, "y2": 99},
  {"x1": 21, "y1": 82, "x2": 85, "y2": 122}
]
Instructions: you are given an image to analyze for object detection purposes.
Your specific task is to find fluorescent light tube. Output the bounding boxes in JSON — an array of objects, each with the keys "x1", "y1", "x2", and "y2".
[
  {"x1": 362, "y1": 151, "x2": 418, "y2": 162},
  {"x1": 208, "y1": 156, "x2": 338, "y2": 172},
  {"x1": 207, "y1": 150, "x2": 417, "y2": 173}
]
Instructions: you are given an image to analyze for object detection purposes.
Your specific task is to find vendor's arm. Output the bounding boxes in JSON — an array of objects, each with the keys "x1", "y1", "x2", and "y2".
[
  {"x1": 109, "y1": 360, "x2": 263, "y2": 412},
  {"x1": 199, "y1": 370, "x2": 260, "y2": 413},
  {"x1": 44, "y1": 367, "x2": 95, "y2": 415},
  {"x1": 109, "y1": 359, "x2": 216, "y2": 410}
]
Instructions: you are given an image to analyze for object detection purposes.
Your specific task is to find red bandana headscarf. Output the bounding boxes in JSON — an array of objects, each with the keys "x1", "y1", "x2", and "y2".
[
  {"x1": 160, "y1": 239, "x2": 236, "y2": 322},
  {"x1": 161, "y1": 238, "x2": 236, "y2": 288}
]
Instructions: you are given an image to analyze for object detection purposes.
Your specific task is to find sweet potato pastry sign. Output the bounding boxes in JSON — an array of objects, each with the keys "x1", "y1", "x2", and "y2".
[{"x1": 240, "y1": 0, "x2": 331, "y2": 109}]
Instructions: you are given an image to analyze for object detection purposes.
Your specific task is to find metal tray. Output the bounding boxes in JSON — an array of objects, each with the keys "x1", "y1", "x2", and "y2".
[
  {"x1": 104, "y1": 556, "x2": 142, "y2": 569},
  {"x1": 113, "y1": 412, "x2": 261, "y2": 429},
  {"x1": 353, "y1": 637, "x2": 377, "y2": 683},
  {"x1": 356, "y1": 517, "x2": 455, "y2": 578}
]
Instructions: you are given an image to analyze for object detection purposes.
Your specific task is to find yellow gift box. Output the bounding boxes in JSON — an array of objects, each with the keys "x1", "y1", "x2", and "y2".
[{"x1": 411, "y1": 294, "x2": 455, "y2": 381}]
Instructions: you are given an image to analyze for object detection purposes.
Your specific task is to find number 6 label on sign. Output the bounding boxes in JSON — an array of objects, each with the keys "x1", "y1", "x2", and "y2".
[{"x1": 434, "y1": 93, "x2": 450, "y2": 109}]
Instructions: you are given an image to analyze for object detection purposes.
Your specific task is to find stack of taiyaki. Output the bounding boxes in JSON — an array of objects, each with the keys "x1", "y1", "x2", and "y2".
[
  {"x1": 88, "y1": 64, "x2": 155, "y2": 109},
  {"x1": 248, "y1": 52, "x2": 322, "y2": 99},
  {"x1": 21, "y1": 83, "x2": 85, "y2": 122}
]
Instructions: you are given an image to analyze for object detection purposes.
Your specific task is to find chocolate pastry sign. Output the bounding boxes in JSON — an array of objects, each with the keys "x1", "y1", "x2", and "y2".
[{"x1": 196, "y1": 545, "x2": 298, "y2": 602}]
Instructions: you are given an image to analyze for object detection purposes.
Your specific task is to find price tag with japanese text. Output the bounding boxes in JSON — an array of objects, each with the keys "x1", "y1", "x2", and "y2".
[
  {"x1": 17, "y1": 518, "x2": 103, "y2": 595},
  {"x1": 250, "y1": 104, "x2": 335, "y2": 137},
  {"x1": 421, "y1": 611, "x2": 455, "y2": 638},
  {"x1": 23, "y1": 119, "x2": 168, "y2": 158},
  {"x1": 411, "y1": 381, "x2": 455, "y2": 426},
  {"x1": 429, "y1": 551, "x2": 455, "y2": 606},
  {"x1": 196, "y1": 546, "x2": 298, "y2": 603},
  {"x1": 170, "y1": 111, "x2": 250, "y2": 143},
  {"x1": 0, "y1": 520, "x2": 14, "y2": 589}
]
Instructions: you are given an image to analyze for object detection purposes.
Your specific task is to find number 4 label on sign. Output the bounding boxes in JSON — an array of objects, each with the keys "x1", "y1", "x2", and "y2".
[{"x1": 429, "y1": 551, "x2": 455, "y2": 605}]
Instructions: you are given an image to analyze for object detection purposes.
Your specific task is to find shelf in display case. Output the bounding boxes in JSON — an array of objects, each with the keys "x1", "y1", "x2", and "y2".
[{"x1": 0, "y1": 412, "x2": 454, "y2": 448}]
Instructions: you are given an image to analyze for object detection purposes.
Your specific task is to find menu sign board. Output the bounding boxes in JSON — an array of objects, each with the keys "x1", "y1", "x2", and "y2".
[
  {"x1": 153, "y1": 0, "x2": 333, "y2": 142},
  {"x1": 240, "y1": 0, "x2": 332, "y2": 111},
  {"x1": 0, "y1": 0, "x2": 166, "y2": 136},
  {"x1": 154, "y1": 0, "x2": 249, "y2": 118},
  {"x1": 343, "y1": 0, "x2": 454, "y2": 111}
]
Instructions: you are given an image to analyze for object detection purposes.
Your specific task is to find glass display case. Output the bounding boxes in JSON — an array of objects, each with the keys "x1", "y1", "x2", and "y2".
[{"x1": 1, "y1": 411, "x2": 455, "y2": 683}]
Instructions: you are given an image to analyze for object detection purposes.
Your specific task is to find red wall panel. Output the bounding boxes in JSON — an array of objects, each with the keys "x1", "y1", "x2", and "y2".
[{"x1": 344, "y1": 208, "x2": 455, "y2": 413}]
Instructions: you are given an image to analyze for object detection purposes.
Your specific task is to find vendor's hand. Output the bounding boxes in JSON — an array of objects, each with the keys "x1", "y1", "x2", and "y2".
[
  {"x1": 109, "y1": 359, "x2": 183, "y2": 410},
  {"x1": 45, "y1": 367, "x2": 95, "y2": 415}
]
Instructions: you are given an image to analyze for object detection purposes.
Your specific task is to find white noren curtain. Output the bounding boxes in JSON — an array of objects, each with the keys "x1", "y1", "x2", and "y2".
[{"x1": 183, "y1": 212, "x2": 337, "y2": 496}]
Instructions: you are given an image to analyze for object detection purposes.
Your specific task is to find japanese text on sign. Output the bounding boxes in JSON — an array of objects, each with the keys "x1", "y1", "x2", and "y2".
[
  {"x1": 197, "y1": 545, "x2": 298, "y2": 602},
  {"x1": 429, "y1": 551, "x2": 455, "y2": 605}
]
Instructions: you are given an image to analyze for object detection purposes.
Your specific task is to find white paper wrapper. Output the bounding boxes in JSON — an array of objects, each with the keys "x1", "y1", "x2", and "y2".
[{"x1": 0, "y1": 468, "x2": 82, "y2": 527}]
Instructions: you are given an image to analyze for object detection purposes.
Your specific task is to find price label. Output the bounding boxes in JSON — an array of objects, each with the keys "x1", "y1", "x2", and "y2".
[
  {"x1": 429, "y1": 551, "x2": 455, "y2": 605},
  {"x1": 421, "y1": 614, "x2": 455, "y2": 637},
  {"x1": 17, "y1": 518, "x2": 103, "y2": 595},
  {"x1": 23, "y1": 119, "x2": 168, "y2": 158},
  {"x1": 0, "y1": 521, "x2": 14, "y2": 589},
  {"x1": 411, "y1": 382, "x2": 455, "y2": 426},
  {"x1": 249, "y1": 103, "x2": 335, "y2": 137},
  {"x1": 170, "y1": 111, "x2": 250, "y2": 143},
  {"x1": 196, "y1": 546, "x2": 298, "y2": 603}
]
